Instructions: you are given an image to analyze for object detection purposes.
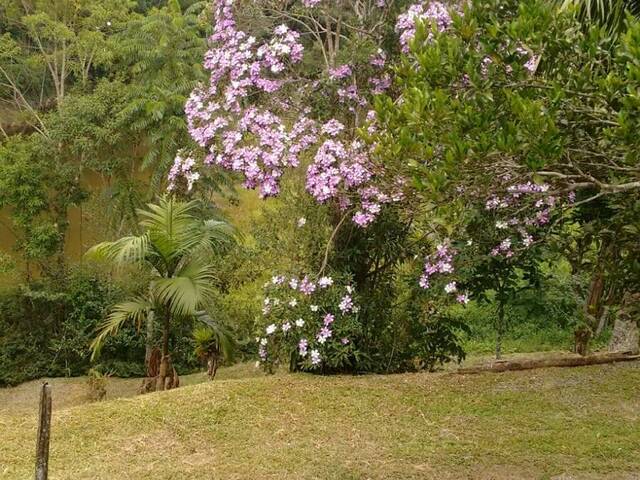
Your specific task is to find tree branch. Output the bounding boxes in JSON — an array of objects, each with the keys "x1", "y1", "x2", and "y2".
[{"x1": 317, "y1": 211, "x2": 349, "y2": 277}]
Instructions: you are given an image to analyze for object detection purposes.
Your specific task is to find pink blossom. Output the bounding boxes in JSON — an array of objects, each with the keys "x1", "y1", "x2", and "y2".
[
  {"x1": 456, "y1": 293, "x2": 470, "y2": 304},
  {"x1": 299, "y1": 338, "x2": 309, "y2": 356},
  {"x1": 396, "y1": 2, "x2": 458, "y2": 53},
  {"x1": 299, "y1": 276, "x2": 317, "y2": 295},
  {"x1": 339, "y1": 294, "x2": 354, "y2": 313},
  {"x1": 328, "y1": 64, "x2": 352, "y2": 80}
]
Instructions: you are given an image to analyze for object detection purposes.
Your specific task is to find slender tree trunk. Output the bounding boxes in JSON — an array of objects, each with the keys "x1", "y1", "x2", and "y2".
[
  {"x1": 144, "y1": 310, "x2": 155, "y2": 372},
  {"x1": 207, "y1": 354, "x2": 219, "y2": 380},
  {"x1": 584, "y1": 271, "x2": 605, "y2": 323},
  {"x1": 609, "y1": 291, "x2": 639, "y2": 354},
  {"x1": 496, "y1": 300, "x2": 504, "y2": 360},
  {"x1": 574, "y1": 325, "x2": 591, "y2": 356},
  {"x1": 575, "y1": 261, "x2": 607, "y2": 353},
  {"x1": 595, "y1": 306, "x2": 610, "y2": 337},
  {"x1": 157, "y1": 313, "x2": 170, "y2": 391}
]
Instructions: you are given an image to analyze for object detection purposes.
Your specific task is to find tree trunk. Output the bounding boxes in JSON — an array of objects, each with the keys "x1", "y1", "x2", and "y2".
[
  {"x1": 157, "y1": 313, "x2": 171, "y2": 391},
  {"x1": 207, "y1": 354, "x2": 219, "y2": 380},
  {"x1": 595, "y1": 306, "x2": 610, "y2": 337},
  {"x1": 574, "y1": 325, "x2": 591, "y2": 356},
  {"x1": 144, "y1": 310, "x2": 155, "y2": 371},
  {"x1": 608, "y1": 292, "x2": 639, "y2": 354},
  {"x1": 585, "y1": 271, "x2": 605, "y2": 322},
  {"x1": 495, "y1": 300, "x2": 505, "y2": 360},
  {"x1": 458, "y1": 352, "x2": 640, "y2": 374},
  {"x1": 139, "y1": 348, "x2": 179, "y2": 394}
]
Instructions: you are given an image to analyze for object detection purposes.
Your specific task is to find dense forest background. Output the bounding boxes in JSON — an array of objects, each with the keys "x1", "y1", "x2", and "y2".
[
  {"x1": 1, "y1": 0, "x2": 638, "y2": 386},
  {"x1": 0, "y1": 0, "x2": 233, "y2": 383}
]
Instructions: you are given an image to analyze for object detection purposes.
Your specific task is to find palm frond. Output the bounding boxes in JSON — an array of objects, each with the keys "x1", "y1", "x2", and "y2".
[
  {"x1": 179, "y1": 218, "x2": 239, "y2": 259},
  {"x1": 194, "y1": 311, "x2": 235, "y2": 362},
  {"x1": 153, "y1": 259, "x2": 216, "y2": 317},
  {"x1": 87, "y1": 196, "x2": 237, "y2": 357},
  {"x1": 560, "y1": 0, "x2": 640, "y2": 33},
  {"x1": 84, "y1": 234, "x2": 150, "y2": 266},
  {"x1": 202, "y1": 219, "x2": 239, "y2": 245},
  {"x1": 138, "y1": 196, "x2": 201, "y2": 264},
  {"x1": 90, "y1": 298, "x2": 151, "y2": 360}
]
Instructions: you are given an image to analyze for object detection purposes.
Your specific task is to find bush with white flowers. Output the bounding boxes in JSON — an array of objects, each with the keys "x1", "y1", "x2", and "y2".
[{"x1": 257, "y1": 273, "x2": 362, "y2": 373}]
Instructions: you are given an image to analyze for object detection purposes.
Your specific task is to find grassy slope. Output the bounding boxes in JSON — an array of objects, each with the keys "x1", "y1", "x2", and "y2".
[{"x1": 1, "y1": 361, "x2": 640, "y2": 480}]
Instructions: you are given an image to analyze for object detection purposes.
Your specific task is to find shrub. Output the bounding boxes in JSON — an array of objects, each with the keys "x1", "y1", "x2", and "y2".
[
  {"x1": 86, "y1": 368, "x2": 110, "y2": 402},
  {"x1": 257, "y1": 274, "x2": 363, "y2": 373},
  {"x1": 0, "y1": 267, "x2": 199, "y2": 386}
]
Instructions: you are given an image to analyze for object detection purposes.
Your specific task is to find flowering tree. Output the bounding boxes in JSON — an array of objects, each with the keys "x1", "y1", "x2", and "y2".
[
  {"x1": 371, "y1": 0, "x2": 639, "y2": 353},
  {"x1": 174, "y1": 0, "x2": 640, "y2": 367},
  {"x1": 171, "y1": 0, "x2": 491, "y2": 370},
  {"x1": 410, "y1": 180, "x2": 568, "y2": 358},
  {"x1": 170, "y1": 0, "x2": 414, "y2": 226}
]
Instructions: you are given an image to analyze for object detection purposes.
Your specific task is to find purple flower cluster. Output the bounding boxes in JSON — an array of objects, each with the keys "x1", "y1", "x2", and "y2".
[
  {"x1": 316, "y1": 313, "x2": 334, "y2": 344},
  {"x1": 395, "y1": 1, "x2": 458, "y2": 53},
  {"x1": 168, "y1": 154, "x2": 200, "y2": 192},
  {"x1": 298, "y1": 338, "x2": 308, "y2": 356},
  {"x1": 339, "y1": 294, "x2": 353, "y2": 313},
  {"x1": 180, "y1": 0, "x2": 317, "y2": 198},
  {"x1": 419, "y1": 244, "x2": 471, "y2": 304},
  {"x1": 482, "y1": 181, "x2": 566, "y2": 259},
  {"x1": 490, "y1": 237, "x2": 513, "y2": 257},
  {"x1": 515, "y1": 46, "x2": 538, "y2": 73},
  {"x1": 299, "y1": 275, "x2": 317, "y2": 295},
  {"x1": 420, "y1": 244, "x2": 454, "y2": 289},
  {"x1": 321, "y1": 119, "x2": 345, "y2": 137},
  {"x1": 481, "y1": 45, "x2": 539, "y2": 79},
  {"x1": 328, "y1": 64, "x2": 353, "y2": 80},
  {"x1": 369, "y1": 74, "x2": 392, "y2": 95},
  {"x1": 370, "y1": 49, "x2": 387, "y2": 68},
  {"x1": 305, "y1": 137, "x2": 402, "y2": 227}
]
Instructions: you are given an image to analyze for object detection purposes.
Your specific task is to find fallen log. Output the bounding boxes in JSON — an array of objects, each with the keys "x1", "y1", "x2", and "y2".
[{"x1": 457, "y1": 352, "x2": 640, "y2": 375}]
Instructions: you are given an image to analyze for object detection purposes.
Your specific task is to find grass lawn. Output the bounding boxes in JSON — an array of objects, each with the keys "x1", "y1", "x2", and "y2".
[{"x1": 1, "y1": 359, "x2": 639, "y2": 480}]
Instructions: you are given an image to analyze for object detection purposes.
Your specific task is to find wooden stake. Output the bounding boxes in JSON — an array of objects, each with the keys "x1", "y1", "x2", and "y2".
[{"x1": 34, "y1": 382, "x2": 51, "y2": 480}]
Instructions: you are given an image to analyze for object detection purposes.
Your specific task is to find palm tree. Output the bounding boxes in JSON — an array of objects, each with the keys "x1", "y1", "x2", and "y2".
[
  {"x1": 86, "y1": 196, "x2": 236, "y2": 391},
  {"x1": 193, "y1": 315, "x2": 235, "y2": 380}
]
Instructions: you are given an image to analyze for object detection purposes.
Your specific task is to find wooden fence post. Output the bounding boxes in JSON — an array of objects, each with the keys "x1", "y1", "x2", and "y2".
[{"x1": 34, "y1": 382, "x2": 52, "y2": 480}]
